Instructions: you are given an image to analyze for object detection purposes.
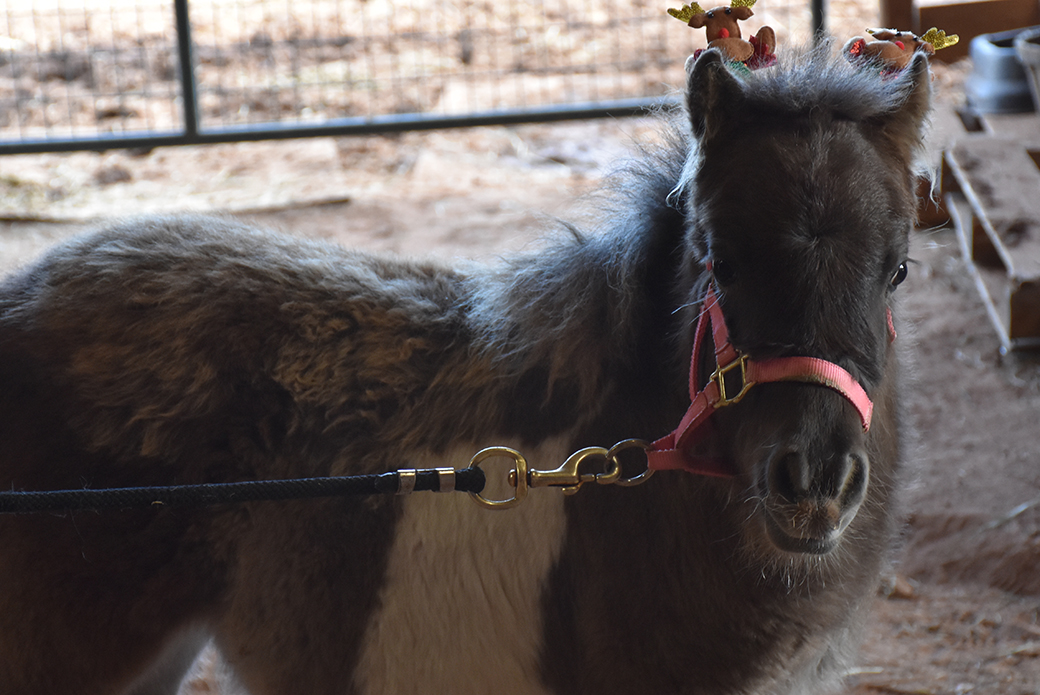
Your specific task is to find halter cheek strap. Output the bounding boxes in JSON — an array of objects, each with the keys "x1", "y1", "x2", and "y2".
[{"x1": 646, "y1": 283, "x2": 889, "y2": 478}]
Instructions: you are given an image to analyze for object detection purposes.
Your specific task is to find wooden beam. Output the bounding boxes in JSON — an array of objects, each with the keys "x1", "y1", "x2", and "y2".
[
  {"x1": 914, "y1": 0, "x2": 1040, "y2": 61},
  {"x1": 942, "y1": 125, "x2": 1040, "y2": 351},
  {"x1": 881, "y1": 0, "x2": 915, "y2": 32}
]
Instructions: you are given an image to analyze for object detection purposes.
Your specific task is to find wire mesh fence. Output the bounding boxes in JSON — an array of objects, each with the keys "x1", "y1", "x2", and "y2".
[{"x1": 0, "y1": 0, "x2": 864, "y2": 153}]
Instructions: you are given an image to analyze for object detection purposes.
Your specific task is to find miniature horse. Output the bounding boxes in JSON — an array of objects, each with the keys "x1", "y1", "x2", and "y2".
[{"x1": 0, "y1": 47, "x2": 930, "y2": 695}]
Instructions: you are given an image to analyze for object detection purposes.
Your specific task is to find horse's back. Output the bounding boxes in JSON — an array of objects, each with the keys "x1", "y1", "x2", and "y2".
[
  {"x1": 0, "y1": 215, "x2": 471, "y2": 466},
  {"x1": 0, "y1": 215, "x2": 464, "y2": 695}
]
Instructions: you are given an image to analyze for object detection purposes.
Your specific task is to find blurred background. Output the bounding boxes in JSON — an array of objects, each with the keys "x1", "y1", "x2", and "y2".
[{"x1": 0, "y1": 0, "x2": 869, "y2": 150}]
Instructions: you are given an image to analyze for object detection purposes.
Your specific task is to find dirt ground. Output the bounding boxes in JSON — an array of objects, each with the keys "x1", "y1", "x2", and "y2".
[{"x1": 0, "y1": 64, "x2": 1038, "y2": 694}]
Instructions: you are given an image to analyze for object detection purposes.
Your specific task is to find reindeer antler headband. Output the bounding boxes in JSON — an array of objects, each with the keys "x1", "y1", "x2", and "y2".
[
  {"x1": 918, "y1": 27, "x2": 959, "y2": 50},
  {"x1": 668, "y1": 0, "x2": 757, "y2": 22},
  {"x1": 667, "y1": 0, "x2": 775, "y2": 71}
]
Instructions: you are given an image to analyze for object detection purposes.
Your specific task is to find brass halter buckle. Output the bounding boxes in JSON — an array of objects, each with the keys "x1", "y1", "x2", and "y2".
[{"x1": 711, "y1": 352, "x2": 754, "y2": 407}]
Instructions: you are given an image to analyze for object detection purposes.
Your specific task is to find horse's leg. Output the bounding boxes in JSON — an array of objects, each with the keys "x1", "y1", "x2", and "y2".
[
  {"x1": 0, "y1": 505, "x2": 221, "y2": 695},
  {"x1": 210, "y1": 496, "x2": 400, "y2": 695},
  {"x1": 0, "y1": 341, "x2": 229, "y2": 694}
]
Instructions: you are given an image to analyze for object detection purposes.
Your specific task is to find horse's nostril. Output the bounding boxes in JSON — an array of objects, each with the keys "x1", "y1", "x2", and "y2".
[
  {"x1": 768, "y1": 450, "x2": 810, "y2": 502},
  {"x1": 839, "y1": 453, "x2": 870, "y2": 509}
]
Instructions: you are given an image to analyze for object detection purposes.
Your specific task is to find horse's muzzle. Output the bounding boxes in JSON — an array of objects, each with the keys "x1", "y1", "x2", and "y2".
[{"x1": 762, "y1": 447, "x2": 870, "y2": 555}]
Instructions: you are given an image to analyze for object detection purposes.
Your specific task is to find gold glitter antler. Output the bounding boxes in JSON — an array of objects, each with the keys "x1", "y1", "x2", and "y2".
[
  {"x1": 667, "y1": 2, "x2": 705, "y2": 22},
  {"x1": 920, "y1": 27, "x2": 959, "y2": 50},
  {"x1": 730, "y1": 0, "x2": 757, "y2": 8}
]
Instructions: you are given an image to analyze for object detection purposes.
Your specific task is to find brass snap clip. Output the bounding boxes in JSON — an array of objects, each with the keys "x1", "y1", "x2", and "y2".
[
  {"x1": 468, "y1": 439, "x2": 654, "y2": 510},
  {"x1": 529, "y1": 446, "x2": 617, "y2": 495}
]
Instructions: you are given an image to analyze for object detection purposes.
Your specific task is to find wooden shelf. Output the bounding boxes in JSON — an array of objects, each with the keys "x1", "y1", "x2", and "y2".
[{"x1": 941, "y1": 131, "x2": 1040, "y2": 351}]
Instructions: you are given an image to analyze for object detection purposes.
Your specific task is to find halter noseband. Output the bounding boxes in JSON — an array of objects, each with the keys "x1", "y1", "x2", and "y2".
[{"x1": 646, "y1": 278, "x2": 888, "y2": 478}]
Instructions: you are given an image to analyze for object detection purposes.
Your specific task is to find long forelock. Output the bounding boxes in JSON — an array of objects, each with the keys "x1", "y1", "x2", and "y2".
[
  {"x1": 676, "y1": 43, "x2": 930, "y2": 199},
  {"x1": 739, "y1": 42, "x2": 921, "y2": 123}
]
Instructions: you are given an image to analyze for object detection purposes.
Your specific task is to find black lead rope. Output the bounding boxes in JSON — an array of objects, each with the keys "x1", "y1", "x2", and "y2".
[{"x1": 0, "y1": 467, "x2": 486, "y2": 515}]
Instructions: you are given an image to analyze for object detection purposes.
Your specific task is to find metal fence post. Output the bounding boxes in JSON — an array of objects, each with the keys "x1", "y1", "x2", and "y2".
[
  {"x1": 174, "y1": 0, "x2": 200, "y2": 138},
  {"x1": 811, "y1": 0, "x2": 824, "y2": 41}
]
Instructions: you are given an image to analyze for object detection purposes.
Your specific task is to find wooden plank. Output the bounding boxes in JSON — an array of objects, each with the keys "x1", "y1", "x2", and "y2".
[
  {"x1": 946, "y1": 137, "x2": 1040, "y2": 278},
  {"x1": 1010, "y1": 276, "x2": 1040, "y2": 342},
  {"x1": 942, "y1": 135, "x2": 1040, "y2": 350},
  {"x1": 913, "y1": 0, "x2": 1040, "y2": 62},
  {"x1": 917, "y1": 103, "x2": 973, "y2": 227},
  {"x1": 946, "y1": 192, "x2": 1015, "y2": 348},
  {"x1": 981, "y1": 112, "x2": 1040, "y2": 139},
  {"x1": 946, "y1": 191, "x2": 1015, "y2": 353},
  {"x1": 881, "y1": 0, "x2": 914, "y2": 35}
]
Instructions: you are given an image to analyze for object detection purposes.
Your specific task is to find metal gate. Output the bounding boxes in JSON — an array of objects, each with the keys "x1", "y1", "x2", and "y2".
[{"x1": 0, "y1": 0, "x2": 826, "y2": 154}]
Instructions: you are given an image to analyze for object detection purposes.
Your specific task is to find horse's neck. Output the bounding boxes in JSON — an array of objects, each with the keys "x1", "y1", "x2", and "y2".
[{"x1": 476, "y1": 220, "x2": 693, "y2": 449}]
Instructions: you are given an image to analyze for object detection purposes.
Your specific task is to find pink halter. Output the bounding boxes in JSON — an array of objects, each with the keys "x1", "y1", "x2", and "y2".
[{"x1": 646, "y1": 277, "x2": 887, "y2": 478}]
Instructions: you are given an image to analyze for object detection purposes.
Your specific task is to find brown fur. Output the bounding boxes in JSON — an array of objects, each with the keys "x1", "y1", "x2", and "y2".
[{"x1": 0, "y1": 46, "x2": 931, "y2": 695}]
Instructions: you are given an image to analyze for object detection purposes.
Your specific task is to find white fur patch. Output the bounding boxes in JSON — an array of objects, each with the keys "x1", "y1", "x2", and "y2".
[{"x1": 353, "y1": 440, "x2": 570, "y2": 695}]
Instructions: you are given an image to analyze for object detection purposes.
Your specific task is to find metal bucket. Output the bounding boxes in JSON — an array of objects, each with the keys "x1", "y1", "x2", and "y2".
[
  {"x1": 966, "y1": 28, "x2": 1036, "y2": 114},
  {"x1": 1014, "y1": 26, "x2": 1040, "y2": 112}
]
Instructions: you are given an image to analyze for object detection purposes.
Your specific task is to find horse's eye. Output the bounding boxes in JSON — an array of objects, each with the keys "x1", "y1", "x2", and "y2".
[
  {"x1": 712, "y1": 258, "x2": 736, "y2": 285},
  {"x1": 890, "y1": 262, "x2": 908, "y2": 287}
]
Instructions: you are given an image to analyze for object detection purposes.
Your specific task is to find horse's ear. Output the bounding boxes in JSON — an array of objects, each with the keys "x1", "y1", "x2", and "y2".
[
  {"x1": 879, "y1": 52, "x2": 932, "y2": 158},
  {"x1": 685, "y1": 50, "x2": 745, "y2": 142}
]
